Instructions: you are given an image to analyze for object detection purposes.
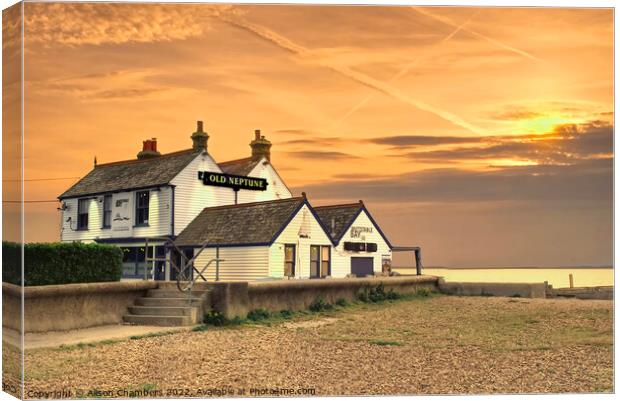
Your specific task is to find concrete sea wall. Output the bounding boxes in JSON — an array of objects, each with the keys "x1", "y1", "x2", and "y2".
[
  {"x1": 2, "y1": 281, "x2": 157, "y2": 332},
  {"x1": 437, "y1": 278, "x2": 547, "y2": 298},
  {"x1": 547, "y1": 286, "x2": 613, "y2": 300},
  {"x1": 208, "y1": 276, "x2": 439, "y2": 318},
  {"x1": 3, "y1": 275, "x2": 559, "y2": 333}
]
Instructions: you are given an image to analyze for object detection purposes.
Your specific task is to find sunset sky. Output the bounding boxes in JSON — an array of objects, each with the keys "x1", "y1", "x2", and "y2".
[{"x1": 3, "y1": 2, "x2": 613, "y2": 267}]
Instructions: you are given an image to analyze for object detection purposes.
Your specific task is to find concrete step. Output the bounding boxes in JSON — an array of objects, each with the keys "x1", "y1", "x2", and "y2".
[
  {"x1": 128, "y1": 306, "x2": 197, "y2": 317},
  {"x1": 147, "y1": 289, "x2": 209, "y2": 298},
  {"x1": 136, "y1": 297, "x2": 203, "y2": 307},
  {"x1": 123, "y1": 314, "x2": 194, "y2": 327}
]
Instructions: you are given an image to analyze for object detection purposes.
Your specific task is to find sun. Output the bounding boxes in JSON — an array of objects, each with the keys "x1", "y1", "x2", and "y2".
[{"x1": 517, "y1": 115, "x2": 585, "y2": 135}]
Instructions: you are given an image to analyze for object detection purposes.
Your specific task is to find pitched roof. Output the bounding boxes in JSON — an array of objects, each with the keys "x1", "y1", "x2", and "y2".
[
  {"x1": 314, "y1": 202, "x2": 392, "y2": 248},
  {"x1": 218, "y1": 157, "x2": 260, "y2": 176},
  {"x1": 174, "y1": 197, "x2": 307, "y2": 247},
  {"x1": 314, "y1": 203, "x2": 364, "y2": 242},
  {"x1": 59, "y1": 149, "x2": 202, "y2": 199}
]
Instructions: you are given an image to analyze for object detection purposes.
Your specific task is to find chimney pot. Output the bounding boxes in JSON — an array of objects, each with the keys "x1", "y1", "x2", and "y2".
[
  {"x1": 250, "y1": 129, "x2": 272, "y2": 162},
  {"x1": 137, "y1": 138, "x2": 161, "y2": 159},
  {"x1": 191, "y1": 120, "x2": 209, "y2": 151}
]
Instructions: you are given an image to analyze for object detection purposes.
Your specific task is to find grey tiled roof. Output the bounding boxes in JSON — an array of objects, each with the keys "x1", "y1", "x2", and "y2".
[
  {"x1": 218, "y1": 157, "x2": 260, "y2": 176},
  {"x1": 175, "y1": 197, "x2": 306, "y2": 247},
  {"x1": 314, "y1": 203, "x2": 363, "y2": 241},
  {"x1": 59, "y1": 149, "x2": 202, "y2": 199}
]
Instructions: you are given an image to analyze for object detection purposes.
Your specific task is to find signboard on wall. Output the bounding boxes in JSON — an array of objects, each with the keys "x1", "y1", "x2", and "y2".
[
  {"x1": 351, "y1": 226, "x2": 373, "y2": 239},
  {"x1": 198, "y1": 171, "x2": 268, "y2": 191},
  {"x1": 112, "y1": 198, "x2": 131, "y2": 231}
]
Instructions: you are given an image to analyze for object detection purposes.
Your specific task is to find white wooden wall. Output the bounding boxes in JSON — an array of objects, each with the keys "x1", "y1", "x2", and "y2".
[
  {"x1": 193, "y1": 246, "x2": 270, "y2": 281},
  {"x1": 237, "y1": 157, "x2": 292, "y2": 204},
  {"x1": 190, "y1": 204, "x2": 332, "y2": 281},
  {"x1": 171, "y1": 154, "x2": 293, "y2": 236},
  {"x1": 60, "y1": 153, "x2": 293, "y2": 243},
  {"x1": 330, "y1": 210, "x2": 392, "y2": 278},
  {"x1": 170, "y1": 153, "x2": 234, "y2": 236},
  {"x1": 270, "y1": 204, "x2": 332, "y2": 279},
  {"x1": 60, "y1": 187, "x2": 173, "y2": 242}
]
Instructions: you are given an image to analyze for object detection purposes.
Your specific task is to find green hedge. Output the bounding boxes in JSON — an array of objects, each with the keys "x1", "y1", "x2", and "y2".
[{"x1": 2, "y1": 241, "x2": 123, "y2": 286}]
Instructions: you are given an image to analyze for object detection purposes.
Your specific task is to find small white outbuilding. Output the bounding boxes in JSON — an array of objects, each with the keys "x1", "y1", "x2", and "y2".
[
  {"x1": 315, "y1": 202, "x2": 393, "y2": 277},
  {"x1": 174, "y1": 196, "x2": 336, "y2": 281}
]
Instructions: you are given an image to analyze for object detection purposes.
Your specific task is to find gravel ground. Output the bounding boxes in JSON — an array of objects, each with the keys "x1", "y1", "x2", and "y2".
[{"x1": 7, "y1": 295, "x2": 614, "y2": 397}]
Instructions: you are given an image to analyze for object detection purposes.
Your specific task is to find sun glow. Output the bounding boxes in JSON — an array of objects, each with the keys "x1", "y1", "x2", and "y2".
[{"x1": 516, "y1": 115, "x2": 586, "y2": 135}]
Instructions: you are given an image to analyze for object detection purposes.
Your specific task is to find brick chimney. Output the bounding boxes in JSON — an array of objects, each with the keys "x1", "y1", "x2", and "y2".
[
  {"x1": 250, "y1": 129, "x2": 272, "y2": 161},
  {"x1": 137, "y1": 138, "x2": 161, "y2": 159},
  {"x1": 191, "y1": 120, "x2": 209, "y2": 151}
]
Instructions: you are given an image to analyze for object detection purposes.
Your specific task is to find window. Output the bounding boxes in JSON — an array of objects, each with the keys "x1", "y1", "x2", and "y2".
[
  {"x1": 284, "y1": 244, "x2": 296, "y2": 277},
  {"x1": 77, "y1": 199, "x2": 89, "y2": 230},
  {"x1": 102, "y1": 195, "x2": 112, "y2": 228},
  {"x1": 310, "y1": 246, "x2": 320, "y2": 278},
  {"x1": 121, "y1": 247, "x2": 148, "y2": 278},
  {"x1": 321, "y1": 246, "x2": 330, "y2": 277},
  {"x1": 310, "y1": 245, "x2": 331, "y2": 278},
  {"x1": 121, "y1": 247, "x2": 136, "y2": 277},
  {"x1": 135, "y1": 191, "x2": 150, "y2": 226}
]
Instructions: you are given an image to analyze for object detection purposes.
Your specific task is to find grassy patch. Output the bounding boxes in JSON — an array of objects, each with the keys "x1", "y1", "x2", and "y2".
[
  {"x1": 196, "y1": 308, "x2": 304, "y2": 330},
  {"x1": 247, "y1": 308, "x2": 271, "y2": 322},
  {"x1": 203, "y1": 311, "x2": 229, "y2": 326},
  {"x1": 309, "y1": 297, "x2": 334, "y2": 312},
  {"x1": 369, "y1": 339, "x2": 405, "y2": 346},
  {"x1": 279, "y1": 309, "x2": 294, "y2": 318},
  {"x1": 56, "y1": 342, "x2": 97, "y2": 352},
  {"x1": 192, "y1": 324, "x2": 210, "y2": 332},
  {"x1": 335, "y1": 298, "x2": 349, "y2": 307},
  {"x1": 129, "y1": 331, "x2": 175, "y2": 340},
  {"x1": 357, "y1": 284, "x2": 436, "y2": 304},
  {"x1": 99, "y1": 339, "x2": 121, "y2": 345}
]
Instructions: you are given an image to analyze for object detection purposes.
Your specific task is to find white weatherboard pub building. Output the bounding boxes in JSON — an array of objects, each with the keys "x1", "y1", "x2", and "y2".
[{"x1": 59, "y1": 122, "x2": 397, "y2": 281}]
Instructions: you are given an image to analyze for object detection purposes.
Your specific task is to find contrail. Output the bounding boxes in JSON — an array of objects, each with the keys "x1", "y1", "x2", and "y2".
[
  {"x1": 412, "y1": 7, "x2": 542, "y2": 62},
  {"x1": 327, "y1": 11, "x2": 478, "y2": 131},
  {"x1": 218, "y1": 13, "x2": 485, "y2": 135}
]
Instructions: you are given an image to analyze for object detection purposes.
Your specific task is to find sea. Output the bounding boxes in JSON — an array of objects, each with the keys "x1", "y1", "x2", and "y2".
[{"x1": 393, "y1": 267, "x2": 614, "y2": 288}]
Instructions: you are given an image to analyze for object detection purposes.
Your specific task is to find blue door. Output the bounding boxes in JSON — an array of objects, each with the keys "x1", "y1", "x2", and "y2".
[{"x1": 351, "y1": 257, "x2": 374, "y2": 277}]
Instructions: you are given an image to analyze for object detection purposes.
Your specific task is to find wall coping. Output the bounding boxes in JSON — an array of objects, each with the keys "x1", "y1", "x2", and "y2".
[
  {"x1": 2, "y1": 281, "x2": 157, "y2": 299},
  {"x1": 246, "y1": 275, "x2": 438, "y2": 291},
  {"x1": 438, "y1": 279, "x2": 548, "y2": 286}
]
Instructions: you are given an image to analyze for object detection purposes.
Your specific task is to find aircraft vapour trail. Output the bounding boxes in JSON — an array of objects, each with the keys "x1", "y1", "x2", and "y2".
[
  {"x1": 411, "y1": 7, "x2": 542, "y2": 62},
  {"x1": 218, "y1": 13, "x2": 485, "y2": 136},
  {"x1": 326, "y1": 11, "x2": 478, "y2": 132}
]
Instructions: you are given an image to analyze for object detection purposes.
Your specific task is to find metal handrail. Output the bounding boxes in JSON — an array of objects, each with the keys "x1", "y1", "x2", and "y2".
[{"x1": 144, "y1": 237, "x2": 224, "y2": 298}]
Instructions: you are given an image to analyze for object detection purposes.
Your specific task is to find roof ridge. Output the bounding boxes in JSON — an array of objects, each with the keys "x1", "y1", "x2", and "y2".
[
  {"x1": 315, "y1": 202, "x2": 363, "y2": 209},
  {"x1": 95, "y1": 148, "x2": 200, "y2": 168},
  {"x1": 202, "y1": 196, "x2": 304, "y2": 212},
  {"x1": 218, "y1": 156, "x2": 254, "y2": 166}
]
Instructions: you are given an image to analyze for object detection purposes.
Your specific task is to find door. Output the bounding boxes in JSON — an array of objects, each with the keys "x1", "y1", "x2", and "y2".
[
  {"x1": 171, "y1": 248, "x2": 194, "y2": 281},
  {"x1": 153, "y1": 246, "x2": 166, "y2": 281},
  {"x1": 310, "y1": 245, "x2": 320, "y2": 278},
  {"x1": 351, "y1": 257, "x2": 374, "y2": 277},
  {"x1": 284, "y1": 244, "x2": 296, "y2": 277},
  {"x1": 310, "y1": 245, "x2": 331, "y2": 278}
]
